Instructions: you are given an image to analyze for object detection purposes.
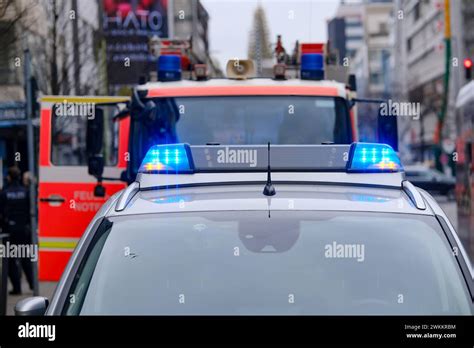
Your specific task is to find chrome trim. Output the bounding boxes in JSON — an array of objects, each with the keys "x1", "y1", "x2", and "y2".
[
  {"x1": 137, "y1": 172, "x2": 405, "y2": 190},
  {"x1": 402, "y1": 180, "x2": 426, "y2": 210},
  {"x1": 419, "y1": 189, "x2": 474, "y2": 277},
  {"x1": 115, "y1": 182, "x2": 140, "y2": 212},
  {"x1": 45, "y1": 190, "x2": 124, "y2": 315}
]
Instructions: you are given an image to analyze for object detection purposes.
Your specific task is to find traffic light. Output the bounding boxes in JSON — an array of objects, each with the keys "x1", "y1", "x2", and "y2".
[{"x1": 465, "y1": 58, "x2": 473, "y2": 81}]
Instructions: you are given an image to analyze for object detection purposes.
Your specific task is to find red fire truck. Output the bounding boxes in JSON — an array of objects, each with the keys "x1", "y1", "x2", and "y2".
[
  {"x1": 37, "y1": 41, "x2": 396, "y2": 280},
  {"x1": 38, "y1": 96, "x2": 130, "y2": 280}
]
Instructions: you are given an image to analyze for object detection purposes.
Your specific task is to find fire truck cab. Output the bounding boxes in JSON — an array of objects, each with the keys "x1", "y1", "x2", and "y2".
[
  {"x1": 125, "y1": 77, "x2": 357, "y2": 181},
  {"x1": 38, "y1": 96, "x2": 130, "y2": 280}
]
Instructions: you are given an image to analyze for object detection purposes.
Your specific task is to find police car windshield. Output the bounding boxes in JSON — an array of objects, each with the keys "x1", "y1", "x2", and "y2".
[
  {"x1": 63, "y1": 211, "x2": 472, "y2": 315},
  {"x1": 147, "y1": 96, "x2": 351, "y2": 145}
]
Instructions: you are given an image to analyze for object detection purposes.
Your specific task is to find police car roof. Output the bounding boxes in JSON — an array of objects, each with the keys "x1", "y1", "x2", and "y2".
[
  {"x1": 137, "y1": 78, "x2": 348, "y2": 98},
  {"x1": 106, "y1": 183, "x2": 434, "y2": 218}
]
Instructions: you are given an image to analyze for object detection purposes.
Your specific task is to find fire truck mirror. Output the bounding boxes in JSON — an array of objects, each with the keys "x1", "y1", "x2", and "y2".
[
  {"x1": 94, "y1": 184, "x2": 106, "y2": 198},
  {"x1": 86, "y1": 107, "x2": 104, "y2": 156},
  {"x1": 348, "y1": 74, "x2": 357, "y2": 91},
  {"x1": 88, "y1": 155, "x2": 104, "y2": 178},
  {"x1": 377, "y1": 108, "x2": 398, "y2": 152},
  {"x1": 90, "y1": 154, "x2": 106, "y2": 197}
]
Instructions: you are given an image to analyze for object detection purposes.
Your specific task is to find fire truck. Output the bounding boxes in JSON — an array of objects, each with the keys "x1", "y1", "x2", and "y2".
[
  {"x1": 38, "y1": 40, "x2": 397, "y2": 280},
  {"x1": 38, "y1": 96, "x2": 130, "y2": 280}
]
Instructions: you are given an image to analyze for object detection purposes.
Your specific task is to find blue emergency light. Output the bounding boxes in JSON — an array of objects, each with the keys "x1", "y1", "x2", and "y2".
[
  {"x1": 158, "y1": 55, "x2": 182, "y2": 82},
  {"x1": 139, "y1": 142, "x2": 402, "y2": 174},
  {"x1": 347, "y1": 143, "x2": 402, "y2": 173},
  {"x1": 301, "y1": 53, "x2": 324, "y2": 80},
  {"x1": 139, "y1": 144, "x2": 193, "y2": 173}
]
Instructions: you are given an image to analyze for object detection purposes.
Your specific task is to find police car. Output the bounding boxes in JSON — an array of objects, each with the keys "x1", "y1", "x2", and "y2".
[{"x1": 16, "y1": 142, "x2": 474, "y2": 315}]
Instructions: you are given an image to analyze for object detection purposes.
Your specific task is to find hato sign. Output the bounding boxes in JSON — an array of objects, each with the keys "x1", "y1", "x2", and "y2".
[{"x1": 102, "y1": 0, "x2": 169, "y2": 89}]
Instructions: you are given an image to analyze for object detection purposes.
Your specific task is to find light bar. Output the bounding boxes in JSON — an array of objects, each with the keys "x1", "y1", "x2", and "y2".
[
  {"x1": 138, "y1": 143, "x2": 402, "y2": 175},
  {"x1": 139, "y1": 144, "x2": 193, "y2": 173},
  {"x1": 347, "y1": 143, "x2": 402, "y2": 173}
]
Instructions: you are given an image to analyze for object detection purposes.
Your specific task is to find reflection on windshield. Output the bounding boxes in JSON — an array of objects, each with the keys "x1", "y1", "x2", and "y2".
[
  {"x1": 238, "y1": 219, "x2": 300, "y2": 252},
  {"x1": 63, "y1": 211, "x2": 472, "y2": 315}
]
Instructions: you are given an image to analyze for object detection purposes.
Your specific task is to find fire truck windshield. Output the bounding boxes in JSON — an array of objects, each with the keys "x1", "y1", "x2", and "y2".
[{"x1": 143, "y1": 95, "x2": 351, "y2": 145}]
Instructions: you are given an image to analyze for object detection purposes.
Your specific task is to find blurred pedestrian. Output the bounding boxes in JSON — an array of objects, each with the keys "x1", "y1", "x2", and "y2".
[
  {"x1": 22, "y1": 171, "x2": 33, "y2": 187},
  {"x1": 0, "y1": 166, "x2": 34, "y2": 295}
]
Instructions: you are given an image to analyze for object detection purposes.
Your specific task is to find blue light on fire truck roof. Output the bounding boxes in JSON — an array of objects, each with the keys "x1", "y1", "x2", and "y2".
[
  {"x1": 158, "y1": 55, "x2": 182, "y2": 82},
  {"x1": 139, "y1": 144, "x2": 193, "y2": 173},
  {"x1": 347, "y1": 143, "x2": 402, "y2": 173},
  {"x1": 301, "y1": 53, "x2": 324, "y2": 81}
]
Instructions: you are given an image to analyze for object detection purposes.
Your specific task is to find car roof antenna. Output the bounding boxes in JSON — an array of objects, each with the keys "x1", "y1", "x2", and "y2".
[
  {"x1": 267, "y1": 197, "x2": 272, "y2": 218},
  {"x1": 263, "y1": 142, "x2": 276, "y2": 197}
]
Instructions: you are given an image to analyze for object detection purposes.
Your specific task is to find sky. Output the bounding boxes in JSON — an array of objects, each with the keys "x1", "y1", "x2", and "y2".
[{"x1": 201, "y1": 0, "x2": 341, "y2": 69}]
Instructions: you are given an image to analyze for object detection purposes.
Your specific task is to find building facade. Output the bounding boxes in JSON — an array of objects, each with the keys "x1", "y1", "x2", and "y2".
[
  {"x1": 171, "y1": 0, "x2": 207, "y2": 65},
  {"x1": 353, "y1": 2, "x2": 393, "y2": 98},
  {"x1": 394, "y1": 0, "x2": 460, "y2": 167},
  {"x1": 103, "y1": 0, "x2": 219, "y2": 93},
  {"x1": 0, "y1": 0, "x2": 104, "y2": 184},
  {"x1": 328, "y1": 0, "x2": 393, "y2": 143},
  {"x1": 171, "y1": 0, "x2": 220, "y2": 75},
  {"x1": 0, "y1": 0, "x2": 46, "y2": 184},
  {"x1": 327, "y1": 1, "x2": 365, "y2": 64}
]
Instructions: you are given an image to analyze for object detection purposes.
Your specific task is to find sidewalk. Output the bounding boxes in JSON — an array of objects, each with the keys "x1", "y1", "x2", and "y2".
[{"x1": 6, "y1": 277, "x2": 57, "y2": 315}]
